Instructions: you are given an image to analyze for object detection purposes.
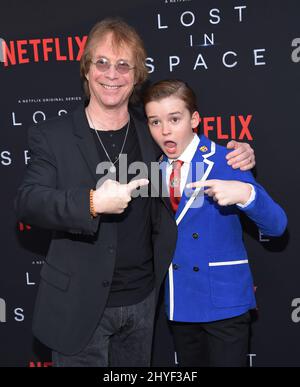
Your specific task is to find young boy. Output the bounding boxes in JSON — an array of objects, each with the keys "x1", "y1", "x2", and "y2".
[{"x1": 143, "y1": 80, "x2": 287, "y2": 367}]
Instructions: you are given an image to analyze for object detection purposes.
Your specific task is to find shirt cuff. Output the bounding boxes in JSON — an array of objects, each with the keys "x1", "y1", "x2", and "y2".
[{"x1": 236, "y1": 184, "x2": 256, "y2": 208}]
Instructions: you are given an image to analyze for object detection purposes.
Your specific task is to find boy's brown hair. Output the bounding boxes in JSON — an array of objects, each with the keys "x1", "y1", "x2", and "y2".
[{"x1": 143, "y1": 79, "x2": 198, "y2": 114}]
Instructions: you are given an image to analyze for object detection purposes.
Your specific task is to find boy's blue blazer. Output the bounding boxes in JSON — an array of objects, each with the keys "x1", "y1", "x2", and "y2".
[{"x1": 162, "y1": 135, "x2": 287, "y2": 322}]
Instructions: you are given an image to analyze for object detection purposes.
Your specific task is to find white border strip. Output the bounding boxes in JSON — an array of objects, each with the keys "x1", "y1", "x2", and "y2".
[
  {"x1": 168, "y1": 264, "x2": 175, "y2": 320},
  {"x1": 209, "y1": 259, "x2": 248, "y2": 267}
]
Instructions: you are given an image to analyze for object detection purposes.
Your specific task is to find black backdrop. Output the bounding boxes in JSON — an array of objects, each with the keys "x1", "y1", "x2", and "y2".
[{"x1": 0, "y1": 0, "x2": 299, "y2": 367}]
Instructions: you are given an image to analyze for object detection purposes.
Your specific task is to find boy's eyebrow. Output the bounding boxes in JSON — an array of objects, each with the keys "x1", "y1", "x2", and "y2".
[
  {"x1": 168, "y1": 111, "x2": 182, "y2": 115},
  {"x1": 147, "y1": 111, "x2": 182, "y2": 119}
]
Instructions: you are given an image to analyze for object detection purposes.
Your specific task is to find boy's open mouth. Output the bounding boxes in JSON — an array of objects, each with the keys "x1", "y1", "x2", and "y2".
[{"x1": 164, "y1": 141, "x2": 177, "y2": 154}]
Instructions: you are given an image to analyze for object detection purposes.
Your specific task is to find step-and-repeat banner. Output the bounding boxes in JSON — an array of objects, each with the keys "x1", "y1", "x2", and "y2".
[{"x1": 0, "y1": 0, "x2": 299, "y2": 367}]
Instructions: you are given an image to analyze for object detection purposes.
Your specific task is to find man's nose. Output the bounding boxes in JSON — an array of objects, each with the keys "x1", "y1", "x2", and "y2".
[{"x1": 105, "y1": 64, "x2": 119, "y2": 79}]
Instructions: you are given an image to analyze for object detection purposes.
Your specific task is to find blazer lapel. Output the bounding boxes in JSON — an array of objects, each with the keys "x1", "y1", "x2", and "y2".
[
  {"x1": 175, "y1": 135, "x2": 216, "y2": 225},
  {"x1": 72, "y1": 105, "x2": 153, "y2": 185},
  {"x1": 72, "y1": 105, "x2": 99, "y2": 185},
  {"x1": 71, "y1": 104, "x2": 175, "y2": 216}
]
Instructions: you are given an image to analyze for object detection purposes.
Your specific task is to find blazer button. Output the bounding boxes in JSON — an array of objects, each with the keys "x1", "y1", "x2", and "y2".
[
  {"x1": 102, "y1": 280, "x2": 110, "y2": 287},
  {"x1": 193, "y1": 266, "x2": 199, "y2": 272},
  {"x1": 173, "y1": 263, "x2": 179, "y2": 270},
  {"x1": 108, "y1": 246, "x2": 115, "y2": 254},
  {"x1": 192, "y1": 233, "x2": 199, "y2": 239}
]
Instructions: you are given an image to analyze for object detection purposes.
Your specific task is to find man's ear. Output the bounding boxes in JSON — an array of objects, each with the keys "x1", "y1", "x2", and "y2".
[{"x1": 191, "y1": 111, "x2": 200, "y2": 129}]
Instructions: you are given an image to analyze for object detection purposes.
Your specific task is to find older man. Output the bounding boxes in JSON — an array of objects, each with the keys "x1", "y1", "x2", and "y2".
[{"x1": 15, "y1": 18, "x2": 255, "y2": 367}]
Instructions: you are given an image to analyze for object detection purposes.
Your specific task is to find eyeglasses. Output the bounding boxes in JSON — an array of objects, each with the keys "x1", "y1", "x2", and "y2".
[{"x1": 90, "y1": 57, "x2": 135, "y2": 75}]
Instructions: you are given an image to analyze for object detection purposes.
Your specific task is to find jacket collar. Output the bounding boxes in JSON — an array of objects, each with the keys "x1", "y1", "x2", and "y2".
[
  {"x1": 160, "y1": 135, "x2": 216, "y2": 224},
  {"x1": 72, "y1": 104, "x2": 174, "y2": 215},
  {"x1": 72, "y1": 104, "x2": 161, "y2": 192},
  {"x1": 72, "y1": 105, "x2": 99, "y2": 184},
  {"x1": 176, "y1": 135, "x2": 216, "y2": 224}
]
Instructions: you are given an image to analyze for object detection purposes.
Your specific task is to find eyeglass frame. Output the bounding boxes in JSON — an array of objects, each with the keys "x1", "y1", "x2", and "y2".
[{"x1": 90, "y1": 57, "x2": 135, "y2": 75}]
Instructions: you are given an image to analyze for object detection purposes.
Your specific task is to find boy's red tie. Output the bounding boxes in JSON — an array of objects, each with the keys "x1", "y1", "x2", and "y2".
[{"x1": 169, "y1": 159, "x2": 184, "y2": 213}]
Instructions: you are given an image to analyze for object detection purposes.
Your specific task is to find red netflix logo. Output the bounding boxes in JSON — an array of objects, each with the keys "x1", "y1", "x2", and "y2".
[
  {"x1": 19, "y1": 222, "x2": 31, "y2": 231},
  {"x1": 198, "y1": 114, "x2": 253, "y2": 141},
  {"x1": 0, "y1": 36, "x2": 87, "y2": 67},
  {"x1": 29, "y1": 361, "x2": 52, "y2": 367}
]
